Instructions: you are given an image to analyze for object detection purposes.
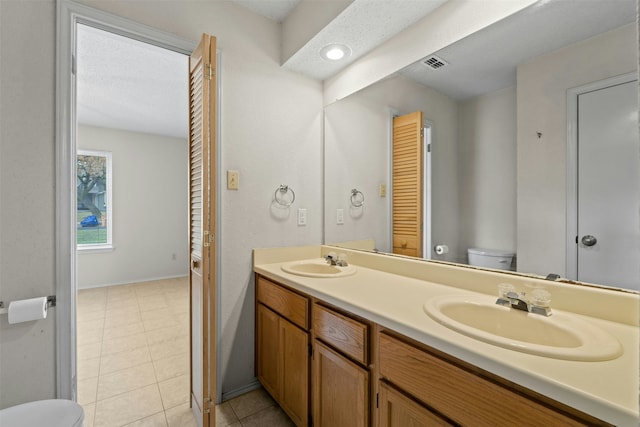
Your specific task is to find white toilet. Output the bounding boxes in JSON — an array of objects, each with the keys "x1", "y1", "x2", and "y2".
[
  {"x1": 467, "y1": 247, "x2": 515, "y2": 271},
  {"x1": 0, "y1": 399, "x2": 84, "y2": 427}
]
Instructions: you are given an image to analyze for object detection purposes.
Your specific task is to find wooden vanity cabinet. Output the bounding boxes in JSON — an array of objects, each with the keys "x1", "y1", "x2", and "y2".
[
  {"x1": 378, "y1": 381, "x2": 452, "y2": 427},
  {"x1": 255, "y1": 274, "x2": 612, "y2": 427},
  {"x1": 377, "y1": 330, "x2": 612, "y2": 427},
  {"x1": 312, "y1": 303, "x2": 371, "y2": 427},
  {"x1": 256, "y1": 276, "x2": 309, "y2": 427}
]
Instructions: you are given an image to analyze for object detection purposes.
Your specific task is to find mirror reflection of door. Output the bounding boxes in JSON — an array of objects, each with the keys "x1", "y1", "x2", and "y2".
[
  {"x1": 576, "y1": 79, "x2": 639, "y2": 289},
  {"x1": 392, "y1": 111, "x2": 424, "y2": 258}
]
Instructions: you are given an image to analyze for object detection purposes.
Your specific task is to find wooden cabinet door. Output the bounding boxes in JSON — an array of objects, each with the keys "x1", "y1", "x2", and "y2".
[
  {"x1": 379, "y1": 382, "x2": 451, "y2": 427},
  {"x1": 280, "y1": 318, "x2": 309, "y2": 427},
  {"x1": 256, "y1": 304, "x2": 280, "y2": 400},
  {"x1": 313, "y1": 341, "x2": 369, "y2": 427}
]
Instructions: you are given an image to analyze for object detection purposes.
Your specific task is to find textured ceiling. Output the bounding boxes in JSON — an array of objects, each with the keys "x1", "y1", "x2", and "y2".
[
  {"x1": 231, "y1": 0, "x2": 301, "y2": 22},
  {"x1": 282, "y1": 0, "x2": 447, "y2": 80},
  {"x1": 399, "y1": 0, "x2": 637, "y2": 100},
  {"x1": 76, "y1": 24, "x2": 188, "y2": 138},
  {"x1": 76, "y1": 0, "x2": 637, "y2": 138}
]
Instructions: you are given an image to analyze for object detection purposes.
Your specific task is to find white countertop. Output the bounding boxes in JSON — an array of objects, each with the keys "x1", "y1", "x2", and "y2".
[{"x1": 253, "y1": 245, "x2": 639, "y2": 426}]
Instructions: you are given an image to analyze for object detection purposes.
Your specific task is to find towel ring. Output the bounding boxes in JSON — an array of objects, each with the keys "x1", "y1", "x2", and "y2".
[
  {"x1": 350, "y1": 189, "x2": 364, "y2": 207},
  {"x1": 275, "y1": 185, "x2": 295, "y2": 207}
]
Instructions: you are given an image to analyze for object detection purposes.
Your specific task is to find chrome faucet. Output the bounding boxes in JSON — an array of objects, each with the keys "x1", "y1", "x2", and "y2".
[
  {"x1": 496, "y1": 284, "x2": 552, "y2": 317},
  {"x1": 325, "y1": 252, "x2": 348, "y2": 267}
]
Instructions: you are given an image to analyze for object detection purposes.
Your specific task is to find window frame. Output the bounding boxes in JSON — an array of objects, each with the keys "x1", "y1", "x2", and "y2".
[{"x1": 76, "y1": 149, "x2": 113, "y2": 251}]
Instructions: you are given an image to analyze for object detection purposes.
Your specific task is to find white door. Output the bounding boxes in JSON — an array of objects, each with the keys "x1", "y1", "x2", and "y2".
[{"x1": 577, "y1": 79, "x2": 639, "y2": 290}]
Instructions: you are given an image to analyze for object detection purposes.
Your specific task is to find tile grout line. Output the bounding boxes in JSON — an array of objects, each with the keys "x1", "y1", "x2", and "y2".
[{"x1": 79, "y1": 280, "x2": 191, "y2": 427}]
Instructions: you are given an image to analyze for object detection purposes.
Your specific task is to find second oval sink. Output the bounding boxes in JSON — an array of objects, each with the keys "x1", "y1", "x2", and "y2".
[
  {"x1": 424, "y1": 294, "x2": 622, "y2": 361},
  {"x1": 281, "y1": 259, "x2": 356, "y2": 278}
]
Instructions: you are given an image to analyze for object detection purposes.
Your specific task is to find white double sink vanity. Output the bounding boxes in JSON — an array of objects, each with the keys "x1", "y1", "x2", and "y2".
[{"x1": 253, "y1": 245, "x2": 639, "y2": 427}]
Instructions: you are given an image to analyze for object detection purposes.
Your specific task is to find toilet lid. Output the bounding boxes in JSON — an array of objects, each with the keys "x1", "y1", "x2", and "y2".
[{"x1": 0, "y1": 399, "x2": 84, "y2": 427}]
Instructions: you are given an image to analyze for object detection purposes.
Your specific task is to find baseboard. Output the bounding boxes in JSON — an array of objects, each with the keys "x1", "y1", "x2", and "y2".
[
  {"x1": 77, "y1": 274, "x2": 188, "y2": 290},
  {"x1": 221, "y1": 379, "x2": 262, "y2": 403}
]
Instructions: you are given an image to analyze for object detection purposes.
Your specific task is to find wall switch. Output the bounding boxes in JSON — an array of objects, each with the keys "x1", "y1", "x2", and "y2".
[
  {"x1": 227, "y1": 170, "x2": 239, "y2": 190},
  {"x1": 297, "y1": 208, "x2": 307, "y2": 226},
  {"x1": 379, "y1": 184, "x2": 386, "y2": 197},
  {"x1": 336, "y1": 209, "x2": 344, "y2": 225}
]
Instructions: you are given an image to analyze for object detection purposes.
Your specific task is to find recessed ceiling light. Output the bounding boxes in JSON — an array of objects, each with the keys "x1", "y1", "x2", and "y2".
[{"x1": 320, "y1": 44, "x2": 351, "y2": 61}]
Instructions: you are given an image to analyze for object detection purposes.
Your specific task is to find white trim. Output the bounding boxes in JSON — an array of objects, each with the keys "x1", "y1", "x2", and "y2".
[
  {"x1": 77, "y1": 246, "x2": 115, "y2": 254},
  {"x1": 77, "y1": 274, "x2": 189, "y2": 290},
  {"x1": 423, "y1": 122, "x2": 433, "y2": 260},
  {"x1": 221, "y1": 380, "x2": 262, "y2": 402},
  {"x1": 565, "y1": 72, "x2": 637, "y2": 281},
  {"x1": 215, "y1": 50, "x2": 224, "y2": 405},
  {"x1": 56, "y1": 0, "x2": 197, "y2": 400}
]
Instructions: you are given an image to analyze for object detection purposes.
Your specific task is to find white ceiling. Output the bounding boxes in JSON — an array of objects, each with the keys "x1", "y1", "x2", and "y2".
[
  {"x1": 76, "y1": 0, "x2": 637, "y2": 138},
  {"x1": 399, "y1": 0, "x2": 637, "y2": 100},
  {"x1": 76, "y1": 24, "x2": 188, "y2": 138},
  {"x1": 281, "y1": 0, "x2": 447, "y2": 80},
  {"x1": 232, "y1": 0, "x2": 301, "y2": 22}
]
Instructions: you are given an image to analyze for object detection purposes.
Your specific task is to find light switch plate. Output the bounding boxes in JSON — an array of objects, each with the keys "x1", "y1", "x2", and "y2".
[
  {"x1": 297, "y1": 209, "x2": 307, "y2": 226},
  {"x1": 227, "y1": 170, "x2": 239, "y2": 190},
  {"x1": 379, "y1": 184, "x2": 386, "y2": 197},
  {"x1": 336, "y1": 209, "x2": 344, "y2": 225}
]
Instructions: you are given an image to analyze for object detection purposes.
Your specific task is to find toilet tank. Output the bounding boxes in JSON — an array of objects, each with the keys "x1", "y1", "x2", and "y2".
[{"x1": 467, "y1": 248, "x2": 515, "y2": 271}]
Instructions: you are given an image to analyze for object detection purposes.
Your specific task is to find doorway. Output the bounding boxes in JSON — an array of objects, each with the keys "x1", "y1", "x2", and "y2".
[
  {"x1": 566, "y1": 73, "x2": 639, "y2": 290},
  {"x1": 73, "y1": 22, "x2": 193, "y2": 425},
  {"x1": 56, "y1": 0, "x2": 221, "y2": 418},
  {"x1": 391, "y1": 111, "x2": 432, "y2": 259}
]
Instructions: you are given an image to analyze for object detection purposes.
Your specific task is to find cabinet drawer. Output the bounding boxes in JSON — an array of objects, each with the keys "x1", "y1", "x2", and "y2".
[
  {"x1": 378, "y1": 332, "x2": 590, "y2": 427},
  {"x1": 313, "y1": 304, "x2": 368, "y2": 364},
  {"x1": 257, "y1": 276, "x2": 308, "y2": 329}
]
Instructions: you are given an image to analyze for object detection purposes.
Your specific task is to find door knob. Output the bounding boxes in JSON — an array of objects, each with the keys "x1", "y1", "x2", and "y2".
[{"x1": 581, "y1": 235, "x2": 597, "y2": 247}]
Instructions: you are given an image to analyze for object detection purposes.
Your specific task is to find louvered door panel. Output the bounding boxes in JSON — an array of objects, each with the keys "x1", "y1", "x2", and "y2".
[
  {"x1": 189, "y1": 33, "x2": 216, "y2": 427},
  {"x1": 190, "y1": 65, "x2": 203, "y2": 238},
  {"x1": 392, "y1": 112, "x2": 423, "y2": 257}
]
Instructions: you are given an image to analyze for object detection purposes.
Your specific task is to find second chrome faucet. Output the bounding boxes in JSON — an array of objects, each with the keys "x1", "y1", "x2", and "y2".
[{"x1": 496, "y1": 284, "x2": 552, "y2": 317}]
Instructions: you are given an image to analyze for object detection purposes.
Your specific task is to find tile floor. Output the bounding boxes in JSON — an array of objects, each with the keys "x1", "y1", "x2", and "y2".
[{"x1": 77, "y1": 278, "x2": 294, "y2": 427}]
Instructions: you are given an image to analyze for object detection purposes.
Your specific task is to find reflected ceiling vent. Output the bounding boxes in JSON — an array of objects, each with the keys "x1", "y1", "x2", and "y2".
[{"x1": 422, "y1": 55, "x2": 449, "y2": 70}]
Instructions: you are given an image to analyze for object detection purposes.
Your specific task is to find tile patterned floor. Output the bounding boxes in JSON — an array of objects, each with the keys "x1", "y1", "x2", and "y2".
[{"x1": 77, "y1": 278, "x2": 294, "y2": 427}]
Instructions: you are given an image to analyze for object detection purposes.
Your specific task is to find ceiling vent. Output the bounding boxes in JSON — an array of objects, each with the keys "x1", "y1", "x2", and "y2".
[{"x1": 422, "y1": 55, "x2": 448, "y2": 70}]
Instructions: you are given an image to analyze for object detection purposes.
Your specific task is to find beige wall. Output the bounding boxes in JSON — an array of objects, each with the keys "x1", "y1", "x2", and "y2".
[
  {"x1": 77, "y1": 126, "x2": 189, "y2": 289},
  {"x1": 0, "y1": 0, "x2": 58, "y2": 408},
  {"x1": 458, "y1": 86, "x2": 517, "y2": 261},
  {"x1": 0, "y1": 0, "x2": 322, "y2": 407},
  {"x1": 516, "y1": 23, "x2": 637, "y2": 276}
]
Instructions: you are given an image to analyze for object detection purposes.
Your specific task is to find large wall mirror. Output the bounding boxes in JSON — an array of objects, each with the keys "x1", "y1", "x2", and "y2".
[{"x1": 324, "y1": 0, "x2": 638, "y2": 292}]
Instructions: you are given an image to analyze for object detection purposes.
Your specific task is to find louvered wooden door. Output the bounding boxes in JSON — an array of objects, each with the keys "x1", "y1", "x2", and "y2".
[
  {"x1": 392, "y1": 112, "x2": 423, "y2": 258},
  {"x1": 189, "y1": 33, "x2": 217, "y2": 427}
]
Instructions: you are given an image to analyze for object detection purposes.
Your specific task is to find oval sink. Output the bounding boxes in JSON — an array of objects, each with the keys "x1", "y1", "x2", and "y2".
[
  {"x1": 424, "y1": 294, "x2": 622, "y2": 361},
  {"x1": 281, "y1": 259, "x2": 356, "y2": 278}
]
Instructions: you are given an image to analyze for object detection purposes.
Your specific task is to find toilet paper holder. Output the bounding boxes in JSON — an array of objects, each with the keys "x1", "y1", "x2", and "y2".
[{"x1": 0, "y1": 295, "x2": 56, "y2": 315}]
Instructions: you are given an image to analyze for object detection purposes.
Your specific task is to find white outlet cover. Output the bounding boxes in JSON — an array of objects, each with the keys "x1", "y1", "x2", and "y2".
[{"x1": 297, "y1": 208, "x2": 307, "y2": 226}]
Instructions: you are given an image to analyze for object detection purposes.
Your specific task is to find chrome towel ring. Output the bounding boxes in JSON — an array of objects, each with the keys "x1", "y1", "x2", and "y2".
[
  {"x1": 275, "y1": 185, "x2": 295, "y2": 207},
  {"x1": 350, "y1": 189, "x2": 364, "y2": 207}
]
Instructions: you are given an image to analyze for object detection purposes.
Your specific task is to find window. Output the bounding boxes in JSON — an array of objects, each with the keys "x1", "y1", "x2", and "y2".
[{"x1": 77, "y1": 150, "x2": 112, "y2": 250}]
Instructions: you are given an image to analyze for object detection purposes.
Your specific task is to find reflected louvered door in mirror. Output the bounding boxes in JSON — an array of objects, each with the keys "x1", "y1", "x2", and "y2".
[
  {"x1": 189, "y1": 33, "x2": 217, "y2": 427},
  {"x1": 392, "y1": 111, "x2": 423, "y2": 258}
]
